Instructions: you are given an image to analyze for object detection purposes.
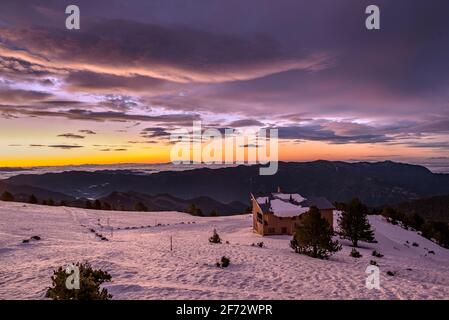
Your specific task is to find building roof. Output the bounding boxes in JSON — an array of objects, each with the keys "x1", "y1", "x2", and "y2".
[
  {"x1": 269, "y1": 198, "x2": 310, "y2": 217},
  {"x1": 300, "y1": 197, "x2": 335, "y2": 210},
  {"x1": 252, "y1": 191, "x2": 334, "y2": 217}
]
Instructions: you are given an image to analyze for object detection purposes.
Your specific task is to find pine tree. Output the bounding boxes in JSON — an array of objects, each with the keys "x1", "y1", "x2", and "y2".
[
  {"x1": 59, "y1": 200, "x2": 67, "y2": 207},
  {"x1": 186, "y1": 203, "x2": 197, "y2": 215},
  {"x1": 290, "y1": 206, "x2": 341, "y2": 259},
  {"x1": 1, "y1": 191, "x2": 15, "y2": 202},
  {"x1": 47, "y1": 198, "x2": 55, "y2": 206},
  {"x1": 209, "y1": 209, "x2": 219, "y2": 217},
  {"x1": 28, "y1": 194, "x2": 38, "y2": 204},
  {"x1": 85, "y1": 200, "x2": 92, "y2": 209},
  {"x1": 102, "y1": 202, "x2": 111, "y2": 211},
  {"x1": 338, "y1": 198, "x2": 375, "y2": 247},
  {"x1": 186, "y1": 203, "x2": 203, "y2": 216},
  {"x1": 93, "y1": 199, "x2": 102, "y2": 210},
  {"x1": 407, "y1": 212, "x2": 425, "y2": 230}
]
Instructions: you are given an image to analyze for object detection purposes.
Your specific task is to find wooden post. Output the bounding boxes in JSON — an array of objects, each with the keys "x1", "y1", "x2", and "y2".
[{"x1": 170, "y1": 236, "x2": 173, "y2": 251}]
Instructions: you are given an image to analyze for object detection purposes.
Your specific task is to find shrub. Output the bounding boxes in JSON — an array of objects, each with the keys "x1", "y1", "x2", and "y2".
[
  {"x1": 22, "y1": 239, "x2": 29, "y2": 243},
  {"x1": 369, "y1": 260, "x2": 378, "y2": 266},
  {"x1": 428, "y1": 250, "x2": 435, "y2": 255},
  {"x1": 412, "y1": 242, "x2": 419, "y2": 247},
  {"x1": 386, "y1": 271, "x2": 396, "y2": 276},
  {"x1": 209, "y1": 229, "x2": 222, "y2": 244},
  {"x1": 349, "y1": 248, "x2": 362, "y2": 258},
  {"x1": 30, "y1": 236, "x2": 41, "y2": 241},
  {"x1": 45, "y1": 262, "x2": 112, "y2": 300},
  {"x1": 372, "y1": 250, "x2": 383, "y2": 258},
  {"x1": 216, "y1": 256, "x2": 230, "y2": 268},
  {"x1": 291, "y1": 206, "x2": 341, "y2": 259},
  {"x1": 257, "y1": 242, "x2": 264, "y2": 248}
]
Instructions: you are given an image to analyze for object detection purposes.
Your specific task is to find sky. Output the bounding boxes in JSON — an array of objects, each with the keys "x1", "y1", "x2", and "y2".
[{"x1": 1, "y1": 0, "x2": 449, "y2": 169}]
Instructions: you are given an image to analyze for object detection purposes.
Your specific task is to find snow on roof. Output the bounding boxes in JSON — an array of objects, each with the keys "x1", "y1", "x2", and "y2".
[
  {"x1": 272, "y1": 193, "x2": 305, "y2": 203},
  {"x1": 256, "y1": 197, "x2": 269, "y2": 204},
  {"x1": 254, "y1": 191, "x2": 333, "y2": 217},
  {"x1": 269, "y1": 199, "x2": 310, "y2": 217}
]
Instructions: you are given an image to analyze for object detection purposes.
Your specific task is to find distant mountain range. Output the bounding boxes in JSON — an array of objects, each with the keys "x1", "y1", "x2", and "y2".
[
  {"x1": 4, "y1": 161, "x2": 449, "y2": 207},
  {"x1": 0, "y1": 180, "x2": 75, "y2": 203},
  {"x1": 0, "y1": 180, "x2": 246, "y2": 215},
  {"x1": 99, "y1": 191, "x2": 247, "y2": 215}
]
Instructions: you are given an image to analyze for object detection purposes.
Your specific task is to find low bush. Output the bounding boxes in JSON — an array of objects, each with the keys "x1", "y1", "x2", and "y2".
[
  {"x1": 216, "y1": 256, "x2": 230, "y2": 268},
  {"x1": 372, "y1": 250, "x2": 383, "y2": 258},
  {"x1": 45, "y1": 262, "x2": 112, "y2": 300},
  {"x1": 349, "y1": 248, "x2": 362, "y2": 258}
]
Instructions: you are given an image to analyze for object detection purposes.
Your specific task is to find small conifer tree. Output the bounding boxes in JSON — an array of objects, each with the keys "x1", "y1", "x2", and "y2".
[
  {"x1": 338, "y1": 198, "x2": 375, "y2": 247},
  {"x1": 209, "y1": 228, "x2": 222, "y2": 244},
  {"x1": 290, "y1": 206, "x2": 341, "y2": 259}
]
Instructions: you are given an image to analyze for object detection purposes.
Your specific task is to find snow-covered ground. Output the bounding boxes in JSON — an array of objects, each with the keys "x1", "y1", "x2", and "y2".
[{"x1": 0, "y1": 201, "x2": 448, "y2": 300}]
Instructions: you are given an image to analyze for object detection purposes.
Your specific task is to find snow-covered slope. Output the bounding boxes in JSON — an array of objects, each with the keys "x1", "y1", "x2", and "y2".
[{"x1": 0, "y1": 201, "x2": 448, "y2": 300}]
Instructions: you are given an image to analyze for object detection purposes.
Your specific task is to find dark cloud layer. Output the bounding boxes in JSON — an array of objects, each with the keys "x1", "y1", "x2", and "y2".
[{"x1": 57, "y1": 133, "x2": 85, "y2": 139}]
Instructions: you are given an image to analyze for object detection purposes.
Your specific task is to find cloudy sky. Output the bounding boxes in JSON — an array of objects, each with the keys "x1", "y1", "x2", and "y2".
[{"x1": 1, "y1": 0, "x2": 449, "y2": 168}]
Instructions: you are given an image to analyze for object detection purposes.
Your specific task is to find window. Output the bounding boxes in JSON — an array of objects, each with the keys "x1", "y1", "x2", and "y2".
[
  {"x1": 268, "y1": 228, "x2": 275, "y2": 233},
  {"x1": 281, "y1": 227, "x2": 287, "y2": 233}
]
